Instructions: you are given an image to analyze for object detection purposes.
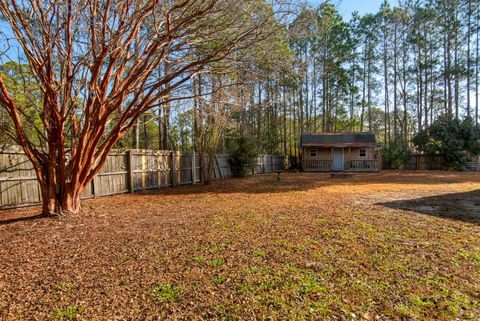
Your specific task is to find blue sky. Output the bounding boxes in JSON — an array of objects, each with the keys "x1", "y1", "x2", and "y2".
[{"x1": 307, "y1": 0, "x2": 400, "y2": 19}]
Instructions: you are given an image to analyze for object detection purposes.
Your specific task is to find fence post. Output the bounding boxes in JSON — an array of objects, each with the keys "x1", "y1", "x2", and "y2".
[
  {"x1": 177, "y1": 152, "x2": 181, "y2": 185},
  {"x1": 127, "y1": 150, "x2": 134, "y2": 193},
  {"x1": 170, "y1": 151, "x2": 176, "y2": 187},
  {"x1": 141, "y1": 151, "x2": 147, "y2": 191},
  {"x1": 157, "y1": 152, "x2": 161, "y2": 189},
  {"x1": 191, "y1": 151, "x2": 197, "y2": 184},
  {"x1": 92, "y1": 175, "x2": 99, "y2": 197}
]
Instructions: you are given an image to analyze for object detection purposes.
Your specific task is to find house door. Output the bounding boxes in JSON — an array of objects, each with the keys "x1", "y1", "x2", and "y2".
[{"x1": 332, "y1": 148, "x2": 344, "y2": 171}]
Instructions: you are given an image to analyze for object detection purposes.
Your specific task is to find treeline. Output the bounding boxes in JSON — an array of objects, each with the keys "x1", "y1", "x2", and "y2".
[
  {"x1": 115, "y1": 0, "x2": 480, "y2": 158},
  {"x1": 1, "y1": 1, "x2": 479, "y2": 178},
  {"x1": 1, "y1": 0, "x2": 479, "y2": 213},
  {"x1": 288, "y1": 0, "x2": 480, "y2": 149}
]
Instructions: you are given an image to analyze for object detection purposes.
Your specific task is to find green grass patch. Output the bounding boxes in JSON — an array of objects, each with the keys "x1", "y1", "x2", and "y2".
[
  {"x1": 299, "y1": 274, "x2": 327, "y2": 297},
  {"x1": 208, "y1": 245, "x2": 223, "y2": 253},
  {"x1": 212, "y1": 274, "x2": 227, "y2": 284},
  {"x1": 209, "y1": 257, "x2": 225, "y2": 267},
  {"x1": 274, "y1": 239, "x2": 289, "y2": 247},
  {"x1": 192, "y1": 256, "x2": 206, "y2": 264},
  {"x1": 457, "y1": 248, "x2": 480, "y2": 266},
  {"x1": 53, "y1": 282, "x2": 73, "y2": 293},
  {"x1": 245, "y1": 267, "x2": 258, "y2": 275},
  {"x1": 409, "y1": 294, "x2": 434, "y2": 308},
  {"x1": 151, "y1": 283, "x2": 181, "y2": 304},
  {"x1": 250, "y1": 249, "x2": 266, "y2": 258},
  {"x1": 236, "y1": 282, "x2": 253, "y2": 295},
  {"x1": 52, "y1": 305, "x2": 81, "y2": 321}
]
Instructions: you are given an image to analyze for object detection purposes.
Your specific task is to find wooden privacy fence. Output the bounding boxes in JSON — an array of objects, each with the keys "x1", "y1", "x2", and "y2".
[
  {"x1": 0, "y1": 148, "x2": 286, "y2": 209},
  {"x1": 382, "y1": 153, "x2": 480, "y2": 171}
]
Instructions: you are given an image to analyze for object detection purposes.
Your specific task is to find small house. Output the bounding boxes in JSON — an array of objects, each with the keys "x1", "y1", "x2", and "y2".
[{"x1": 301, "y1": 132, "x2": 380, "y2": 172}]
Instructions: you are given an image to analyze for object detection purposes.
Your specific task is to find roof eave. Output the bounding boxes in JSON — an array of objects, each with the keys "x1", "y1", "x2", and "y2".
[{"x1": 301, "y1": 143, "x2": 377, "y2": 148}]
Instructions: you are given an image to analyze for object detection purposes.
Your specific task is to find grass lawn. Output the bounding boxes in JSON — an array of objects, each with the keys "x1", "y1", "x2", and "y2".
[{"x1": 0, "y1": 171, "x2": 479, "y2": 320}]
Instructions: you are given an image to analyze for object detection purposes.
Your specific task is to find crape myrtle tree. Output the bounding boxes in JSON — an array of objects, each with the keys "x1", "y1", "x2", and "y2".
[{"x1": 0, "y1": 0, "x2": 286, "y2": 216}]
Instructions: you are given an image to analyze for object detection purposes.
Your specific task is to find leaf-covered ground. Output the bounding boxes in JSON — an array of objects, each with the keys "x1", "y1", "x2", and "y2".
[{"x1": 0, "y1": 171, "x2": 479, "y2": 320}]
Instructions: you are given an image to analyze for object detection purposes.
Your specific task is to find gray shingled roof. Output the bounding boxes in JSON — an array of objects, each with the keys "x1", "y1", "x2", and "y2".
[{"x1": 301, "y1": 132, "x2": 376, "y2": 147}]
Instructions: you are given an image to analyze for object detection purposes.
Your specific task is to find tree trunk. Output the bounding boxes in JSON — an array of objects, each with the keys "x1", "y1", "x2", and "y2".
[
  {"x1": 257, "y1": 83, "x2": 262, "y2": 140},
  {"x1": 143, "y1": 114, "x2": 148, "y2": 149},
  {"x1": 313, "y1": 59, "x2": 317, "y2": 132},
  {"x1": 282, "y1": 85, "x2": 287, "y2": 155},
  {"x1": 454, "y1": 10, "x2": 459, "y2": 119},
  {"x1": 162, "y1": 62, "x2": 171, "y2": 150},
  {"x1": 158, "y1": 108, "x2": 163, "y2": 150},
  {"x1": 367, "y1": 46, "x2": 372, "y2": 133},
  {"x1": 41, "y1": 184, "x2": 57, "y2": 217},
  {"x1": 349, "y1": 50, "x2": 356, "y2": 131},
  {"x1": 393, "y1": 22, "x2": 398, "y2": 138},
  {"x1": 383, "y1": 19, "x2": 389, "y2": 144},
  {"x1": 304, "y1": 47, "x2": 309, "y2": 132},
  {"x1": 476, "y1": 1, "x2": 479, "y2": 124},
  {"x1": 205, "y1": 151, "x2": 216, "y2": 185},
  {"x1": 467, "y1": 0, "x2": 472, "y2": 117},
  {"x1": 61, "y1": 191, "x2": 82, "y2": 215},
  {"x1": 199, "y1": 149, "x2": 207, "y2": 184},
  {"x1": 132, "y1": 121, "x2": 140, "y2": 149},
  {"x1": 360, "y1": 40, "x2": 367, "y2": 132},
  {"x1": 40, "y1": 180, "x2": 83, "y2": 216}
]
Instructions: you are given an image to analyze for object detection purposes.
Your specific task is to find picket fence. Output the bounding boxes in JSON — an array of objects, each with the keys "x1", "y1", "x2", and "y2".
[{"x1": 0, "y1": 147, "x2": 286, "y2": 209}]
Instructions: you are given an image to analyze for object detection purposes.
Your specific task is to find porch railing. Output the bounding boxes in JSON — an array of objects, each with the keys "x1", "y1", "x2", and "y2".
[
  {"x1": 304, "y1": 159, "x2": 332, "y2": 171},
  {"x1": 348, "y1": 159, "x2": 379, "y2": 171}
]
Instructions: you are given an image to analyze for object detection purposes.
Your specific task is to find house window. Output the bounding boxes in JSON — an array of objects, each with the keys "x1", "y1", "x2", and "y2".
[
  {"x1": 359, "y1": 149, "x2": 367, "y2": 158},
  {"x1": 310, "y1": 149, "x2": 317, "y2": 157}
]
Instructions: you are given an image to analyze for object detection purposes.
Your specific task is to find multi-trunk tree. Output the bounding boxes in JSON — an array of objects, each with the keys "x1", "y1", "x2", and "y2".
[{"x1": 0, "y1": 0, "x2": 285, "y2": 216}]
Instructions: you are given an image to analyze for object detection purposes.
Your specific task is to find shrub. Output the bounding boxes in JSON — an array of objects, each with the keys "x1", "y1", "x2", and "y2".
[
  {"x1": 412, "y1": 116, "x2": 480, "y2": 170},
  {"x1": 289, "y1": 155, "x2": 301, "y2": 170},
  {"x1": 382, "y1": 135, "x2": 409, "y2": 169},
  {"x1": 227, "y1": 134, "x2": 258, "y2": 177}
]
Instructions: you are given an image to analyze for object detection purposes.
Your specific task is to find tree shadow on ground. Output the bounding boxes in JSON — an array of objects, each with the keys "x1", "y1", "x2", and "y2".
[
  {"x1": 376, "y1": 190, "x2": 480, "y2": 224},
  {"x1": 2, "y1": 172, "x2": 480, "y2": 226},
  {"x1": 145, "y1": 171, "x2": 480, "y2": 196},
  {"x1": 0, "y1": 213, "x2": 45, "y2": 226}
]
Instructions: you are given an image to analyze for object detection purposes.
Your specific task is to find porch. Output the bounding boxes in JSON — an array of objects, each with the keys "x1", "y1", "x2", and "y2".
[
  {"x1": 303, "y1": 158, "x2": 380, "y2": 172},
  {"x1": 302, "y1": 146, "x2": 380, "y2": 172}
]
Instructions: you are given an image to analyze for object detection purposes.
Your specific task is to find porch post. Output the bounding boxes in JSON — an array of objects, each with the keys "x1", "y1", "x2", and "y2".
[
  {"x1": 331, "y1": 147, "x2": 333, "y2": 171},
  {"x1": 348, "y1": 147, "x2": 351, "y2": 170},
  {"x1": 301, "y1": 147, "x2": 304, "y2": 170}
]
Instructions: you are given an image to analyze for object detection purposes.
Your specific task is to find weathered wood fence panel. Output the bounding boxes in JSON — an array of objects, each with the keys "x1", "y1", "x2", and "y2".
[
  {"x1": 216, "y1": 154, "x2": 231, "y2": 178},
  {"x1": 94, "y1": 152, "x2": 130, "y2": 196},
  {"x1": 0, "y1": 148, "x2": 285, "y2": 209},
  {"x1": 382, "y1": 154, "x2": 480, "y2": 171},
  {"x1": 0, "y1": 148, "x2": 41, "y2": 207},
  {"x1": 255, "y1": 155, "x2": 285, "y2": 173}
]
